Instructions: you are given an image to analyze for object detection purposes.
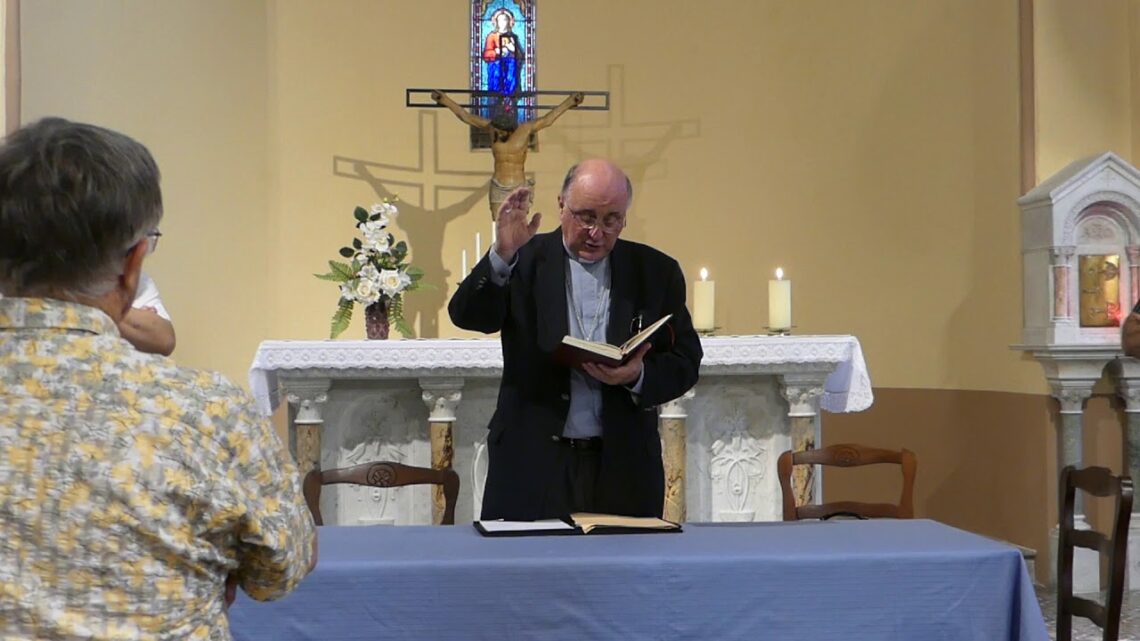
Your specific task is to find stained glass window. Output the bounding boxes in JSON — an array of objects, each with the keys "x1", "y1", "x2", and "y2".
[{"x1": 469, "y1": 0, "x2": 536, "y2": 149}]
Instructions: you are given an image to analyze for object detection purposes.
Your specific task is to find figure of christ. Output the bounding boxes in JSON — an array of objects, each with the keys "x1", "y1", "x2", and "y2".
[{"x1": 431, "y1": 89, "x2": 584, "y2": 220}]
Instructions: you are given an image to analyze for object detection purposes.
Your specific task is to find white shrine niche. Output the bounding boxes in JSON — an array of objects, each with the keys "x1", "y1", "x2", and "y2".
[
  {"x1": 1015, "y1": 151, "x2": 1140, "y2": 591},
  {"x1": 1020, "y1": 152, "x2": 1140, "y2": 347}
]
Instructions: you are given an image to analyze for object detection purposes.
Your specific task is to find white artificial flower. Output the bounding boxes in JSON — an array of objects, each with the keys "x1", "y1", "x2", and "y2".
[
  {"x1": 359, "y1": 220, "x2": 390, "y2": 253},
  {"x1": 377, "y1": 268, "x2": 412, "y2": 297},
  {"x1": 352, "y1": 277, "x2": 382, "y2": 305},
  {"x1": 372, "y1": 201, "x2": 398, "y2": 218},
  {"x1": 366, "y1": 206, "x2": 391, "y2": 229},
  {"x1": 339, "y1": 282, "x2": 355, "y2": 302},
  {"x1": 357, "y1": 263, "x2": 381, "y2": 283}
]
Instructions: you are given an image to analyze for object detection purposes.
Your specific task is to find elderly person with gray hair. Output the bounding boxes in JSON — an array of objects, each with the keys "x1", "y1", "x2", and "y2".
[{"x1": 0, "y1": 118, "x2": 315, "y2": 641}]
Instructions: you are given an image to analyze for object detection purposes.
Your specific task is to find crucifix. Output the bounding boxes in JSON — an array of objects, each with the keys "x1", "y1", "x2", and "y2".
[{"x1": 407, "y1": 89, "x2": 608, "y2": 220}]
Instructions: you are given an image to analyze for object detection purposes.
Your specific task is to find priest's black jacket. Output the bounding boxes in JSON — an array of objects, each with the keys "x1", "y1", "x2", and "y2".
[{"x1": 448, "y1": 230, "x2": 703, "y2": 520}]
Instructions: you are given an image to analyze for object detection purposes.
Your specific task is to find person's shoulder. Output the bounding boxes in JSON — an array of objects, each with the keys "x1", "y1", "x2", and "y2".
[
  {"x1": 121, "y1": 352, "x2": 259, "y2": 419},
  {"x1": 619, "y1": 238, "x2": 679, "y2": 267},
  {"x1": 516, "y1": 229, "x2": 561, "y2": 263}
]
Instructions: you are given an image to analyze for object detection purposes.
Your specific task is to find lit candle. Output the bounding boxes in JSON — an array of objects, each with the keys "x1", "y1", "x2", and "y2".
[
  {"x1": 475, "y1": 232, "x2": 482, "y2": 258},
  {"x1": 491, "y1": 222, "x2": 497, "y2": 245},
  {"x1": 693, "y1": 268, "x2": 715, "y2": 332},
  {"x1": 768, "y1": 267, "x2": 791, "y2": 330},
  {"x1": 461, "y1": 250, "x2": 468, "y2": 280}
]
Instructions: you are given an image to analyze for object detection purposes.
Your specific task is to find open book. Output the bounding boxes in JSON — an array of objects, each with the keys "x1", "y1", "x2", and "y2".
[
  {"x1": 474, "y1": 512, "x2": 681, "y2": 537},
  {"x1": 552, "y1": 314, "x2": 673, "y2": 368}
]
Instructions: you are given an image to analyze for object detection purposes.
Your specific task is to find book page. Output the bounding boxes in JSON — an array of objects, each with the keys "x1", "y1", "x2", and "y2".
[
  {"x1": 476, "y1": 519, "x2": 576, "y2": 533},
  {"x1": 569, "y1": 512, "x2": 680, "y2": 534},
  {"x1": 619, "y1": 314, "x2": 673, "y2": 353},
  {"x1": 561, "y1": 335, "x2": 622, "y2": 359}
]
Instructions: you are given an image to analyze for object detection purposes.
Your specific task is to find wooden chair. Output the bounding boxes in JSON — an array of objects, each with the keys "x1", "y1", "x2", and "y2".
[
  {"x1": 777, "y1": 443, "x2": 916, "y2": 521},
  {"x1": 1057, "y1": 465, "x2": 1133, "y2": 641},
  {"x1": 303, "y1": 462, "x2": 460, "y2": 526}
]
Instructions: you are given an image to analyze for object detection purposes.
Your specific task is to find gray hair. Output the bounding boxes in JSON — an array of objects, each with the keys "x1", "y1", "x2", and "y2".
[
  {"x1": 0, "y1": 117, "x2": 163, "y2": 298},
  {"x1": 560, "y1": 162, "x2": 634, "y2": 204}
]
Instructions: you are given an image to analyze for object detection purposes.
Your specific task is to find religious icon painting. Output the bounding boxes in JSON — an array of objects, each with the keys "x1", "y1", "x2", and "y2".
[{"x1": 469, "y1": 0, "x2": 536, "y2": 149}]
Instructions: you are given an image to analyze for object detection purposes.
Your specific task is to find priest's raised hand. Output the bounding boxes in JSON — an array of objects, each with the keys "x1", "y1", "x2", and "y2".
[{"x1": 493, "y1": 186, "x2": 542, "y2": 263}]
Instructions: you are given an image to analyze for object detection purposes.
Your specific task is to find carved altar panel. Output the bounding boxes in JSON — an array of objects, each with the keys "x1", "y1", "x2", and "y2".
[
  {"x1": 687, "y1": 378, "x2": 789, "y2": 522},
  {"x1": 309, "y1": 377, "x2": 501, "y2": 525}
]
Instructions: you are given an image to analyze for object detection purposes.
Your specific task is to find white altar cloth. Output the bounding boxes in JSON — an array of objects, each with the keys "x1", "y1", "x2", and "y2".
[{"x1": 248, "y1": 335, "x2": 873, "y2": 416}]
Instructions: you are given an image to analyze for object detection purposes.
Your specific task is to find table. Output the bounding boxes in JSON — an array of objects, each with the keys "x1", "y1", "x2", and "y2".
[{"x1": 228, "y1": 519, "x2": 1047, "y2": 641}]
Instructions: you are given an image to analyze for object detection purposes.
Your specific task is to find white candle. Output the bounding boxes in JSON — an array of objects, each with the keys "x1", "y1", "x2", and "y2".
[
  {"x1": 462, "y1": 250, "x2": 468, "y2": 280},
  {"x1": 475, "y1": 232, "x2": 482, "y2": 258},
  {"x1": 693, "y1": 268, "x2": 715, "y2": 332},
  {"x1": 768, "y1": 267, "x2": 791, "y2": 330},
  {"x1": 491, "y1": 222, "x2": 497, "y2": 245}
]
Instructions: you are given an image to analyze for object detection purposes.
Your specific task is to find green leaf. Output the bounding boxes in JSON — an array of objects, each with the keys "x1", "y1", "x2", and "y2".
[
  {"x1": 394, "y1": 317, "x2": 414, "y2": 338},
  {"x1": 388, "y1": 296, "x2": 414, "y2": 338},
  {"x1": 338, "y1": 247, "x2": 354, "y2": 258},
  {"x1": 314, "y1": 271, "x2": 347, "y2": 283},
  {"x1": 352, "y1": 238, "x2": 362, "y2": 250},
  {"x1": 329, "y1": 300, "x2": 354, "y2": 338},
  {"x1": 354, "y1": 206, "x2": 368, "y2": 223},
  {"x1": 328, "y1": 260, "x2": 354, "y2": 279},
  {"x1": 394, "y1": 241, "x2": 408, "y2": 254}
]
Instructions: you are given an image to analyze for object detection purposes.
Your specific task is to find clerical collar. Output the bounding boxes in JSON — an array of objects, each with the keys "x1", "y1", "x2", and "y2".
[{"x1": 562, "y1": 239, "x2": 607, "y2": 266}]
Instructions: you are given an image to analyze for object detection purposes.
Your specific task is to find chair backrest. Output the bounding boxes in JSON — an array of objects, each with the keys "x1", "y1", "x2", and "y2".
[
  {"x1": 777, "y1": 443, "x2": 917, "y2": 521},
  {"x1": 1057, "y1": 465, "x2": 1133, "y2": 641},
  {"x1": 303, "y1": 462, "x2": 460, "y2": 526}
]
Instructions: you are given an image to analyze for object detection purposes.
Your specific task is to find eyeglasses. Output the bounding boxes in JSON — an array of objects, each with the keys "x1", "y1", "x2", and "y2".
[
  {"x1": 564, "y1": 205, "x2": 625, "y2": 233},
  {"x1": 145, "y1": 230, "x2": 162, "y2": 254}
]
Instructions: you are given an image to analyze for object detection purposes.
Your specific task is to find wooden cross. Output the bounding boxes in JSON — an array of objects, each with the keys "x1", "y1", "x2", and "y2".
[{"x1": 407, "y1": 88, "x2": 609, "y2": 220}]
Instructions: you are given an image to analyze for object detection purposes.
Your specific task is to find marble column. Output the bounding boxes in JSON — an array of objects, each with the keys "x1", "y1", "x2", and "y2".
[
  {"x1": 1049, "y1": 379, "x2": 1097, "y2": 592},
  {"x1": 1050, "y1": 246, "x2": 1075, "y2": 320},
  {"x1": 284, "y1": 379, "x2": 331, "y2": 475},
  {"x1": 780, "y1": 375, "x2": 825, "y2": 506},
  {"x1": 420, "y1": 378, "x2": 463, "y2": 525},
  {"x1": 659, "y1": 389, "x2": 696, "y2": 523},
  {"x1": 1128, "y1": 246, "x2": 1140, "y2": 308}
]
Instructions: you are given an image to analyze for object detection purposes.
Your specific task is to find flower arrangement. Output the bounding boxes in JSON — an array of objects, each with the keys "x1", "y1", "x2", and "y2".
[{"x1": 315, "y1": 199, "x2": 425, "y2": 338}]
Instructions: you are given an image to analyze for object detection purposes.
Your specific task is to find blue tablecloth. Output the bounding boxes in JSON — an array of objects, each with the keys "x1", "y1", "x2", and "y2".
[{"x1": 228, "y1": 519, "x2": 1048, "y2": 641}]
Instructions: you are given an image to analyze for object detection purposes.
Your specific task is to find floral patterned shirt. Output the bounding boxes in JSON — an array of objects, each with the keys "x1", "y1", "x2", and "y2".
[{"x1": 0, "y1": 298, "x2": 314, "y2": 641}]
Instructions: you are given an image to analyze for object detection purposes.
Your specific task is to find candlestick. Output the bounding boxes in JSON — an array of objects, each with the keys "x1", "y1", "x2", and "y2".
[
  {"x1": 768, "y1": 267, "x2": 791, "y2": 331},
  {"x1": 462, "y1": 250, "x2": 468, "y2": 280},
  {"x1": 693, "y1": 267, "x2": 715, "y2": 332},
  {"x1": 475, "y1": 232, "x2": 482, "y2": 258}
]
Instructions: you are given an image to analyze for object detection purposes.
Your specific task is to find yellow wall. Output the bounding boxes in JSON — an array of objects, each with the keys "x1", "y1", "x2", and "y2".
[
  {"x1": 17, "y1": 0, "x2": 1140, "y2": 581},
  {"x1": 1034, "y1": 0, "x2": 1135, "y2": 179},
  {"x1": 20, "y1": 0, "x2": 1034, "y2": 393},
  {"x1": 20, "y1": 0, "x2": 274, "y2": 385},
  {"x1": 262, "y1": 0, "x2": 1033, "y2": 393},
  {"x1": 1133, "y1": 1, "x2": 1140, "y2": 164}
]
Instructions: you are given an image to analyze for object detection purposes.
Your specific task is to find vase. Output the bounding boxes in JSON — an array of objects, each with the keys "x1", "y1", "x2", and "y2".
[{"x1": 364, "y1": 300, "x2": 390, "y2": 340}]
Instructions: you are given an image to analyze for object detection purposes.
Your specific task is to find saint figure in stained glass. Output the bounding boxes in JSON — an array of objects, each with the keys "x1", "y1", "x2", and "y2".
[
  {"x1": 483, "y1": 9, "x2": 521, "y2": 96},
  {"x1": 470, "y1": 0, "x2": 536, "y2": 148}
]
